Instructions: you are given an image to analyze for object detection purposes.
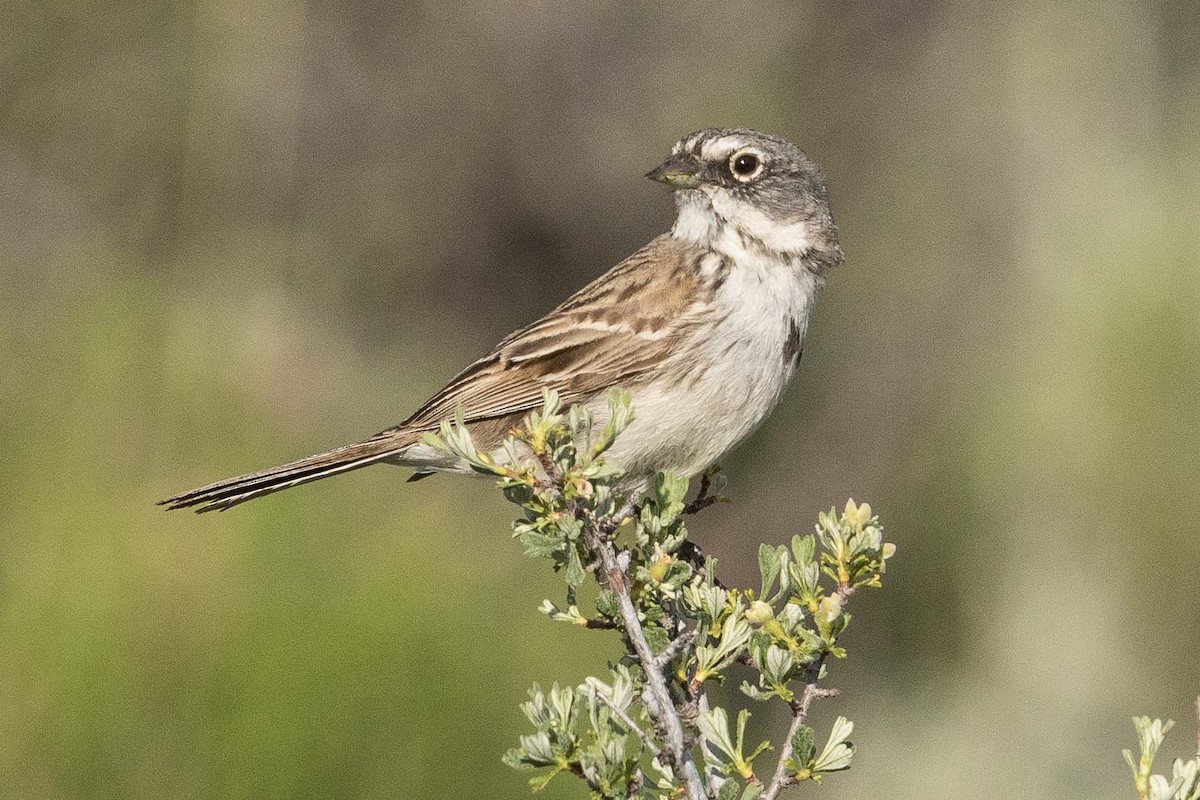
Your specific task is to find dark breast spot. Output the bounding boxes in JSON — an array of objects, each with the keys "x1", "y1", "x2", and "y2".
[{"x1": 784, "y1": 316, "x2": 804, "y2": 366}]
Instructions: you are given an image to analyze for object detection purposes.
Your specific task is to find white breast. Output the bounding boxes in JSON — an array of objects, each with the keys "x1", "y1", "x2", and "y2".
[{"x1": 599, "y1": 250, "x2": 819, "y2": 480}]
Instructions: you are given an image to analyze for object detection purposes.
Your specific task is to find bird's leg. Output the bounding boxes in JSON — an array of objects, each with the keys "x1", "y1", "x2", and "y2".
[
  {"x1": 683, "y1": 466, "x2": 729, "y2": 515},
  {"x1": 679, "y1": 467, "x2": 730, "y2": 590}
]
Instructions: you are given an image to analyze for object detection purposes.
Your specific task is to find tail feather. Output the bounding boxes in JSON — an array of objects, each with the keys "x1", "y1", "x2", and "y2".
[{"x1": 160, "y1": 435, "x2": 414, "y2": 513}]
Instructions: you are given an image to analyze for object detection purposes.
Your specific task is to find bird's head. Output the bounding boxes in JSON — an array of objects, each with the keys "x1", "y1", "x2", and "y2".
[{"x1": 647, "y1": 128, "x2": 842, "y2": 269}]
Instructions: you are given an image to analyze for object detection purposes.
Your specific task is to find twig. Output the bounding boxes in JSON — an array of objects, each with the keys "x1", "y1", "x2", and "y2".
[
  {"x1": 836, "y1": 581, "x2": 857, "y2": 605},
  {"x1": 653, "y1": 626, "x2": 698, "y2": 669},
  {"x1": 593, "y1": 687, "x2": 661, "y2": 757},
  {"x1": 598, "y1": 495, "x2": 640, "y2": 535},
  {"x1": 585, "y1": 529, "x2": 708, "y2": 800},
  {"x1": 760, "y1": 663, "x2": 838, "y2": 800},
  {"x1": 581, "y1": 617, "x2": 618, "y2": 630}
]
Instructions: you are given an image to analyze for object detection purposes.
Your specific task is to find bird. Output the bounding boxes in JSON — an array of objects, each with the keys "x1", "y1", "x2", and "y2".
[{"x1": 161, "y1": 128, "x2": 844, "y2": 513}]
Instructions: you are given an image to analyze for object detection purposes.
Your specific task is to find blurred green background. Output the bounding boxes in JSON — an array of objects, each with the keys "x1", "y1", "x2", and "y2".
[{"x1": 2, "y1": 1, "x2": 1199, "y2": 797}]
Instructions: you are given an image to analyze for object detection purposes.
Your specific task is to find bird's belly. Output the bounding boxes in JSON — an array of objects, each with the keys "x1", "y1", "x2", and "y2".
[{"x1": 596, "y1": 346, "x2": 796, "y2": 480}]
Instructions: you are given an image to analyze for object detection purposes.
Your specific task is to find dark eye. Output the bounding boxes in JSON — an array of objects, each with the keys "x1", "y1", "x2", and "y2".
[{"x1": 729, "y1": 151, "x2": 763, "y2": 181}]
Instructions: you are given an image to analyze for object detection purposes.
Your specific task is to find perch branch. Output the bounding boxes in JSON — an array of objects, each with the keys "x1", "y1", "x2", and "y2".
[{"x1": 584, "y1": 527, "x2": 707, "y2": 800}]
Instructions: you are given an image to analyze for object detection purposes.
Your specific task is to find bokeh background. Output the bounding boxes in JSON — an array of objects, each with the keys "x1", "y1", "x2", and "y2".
[{"x1": 3, "y1": 2, "x2": 1199, "y2": 797}]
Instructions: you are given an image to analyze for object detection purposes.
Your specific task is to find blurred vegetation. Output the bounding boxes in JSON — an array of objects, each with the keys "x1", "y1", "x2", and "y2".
[{"x1": 1, "y1": 1, "x2": 1198, "y2": 798}]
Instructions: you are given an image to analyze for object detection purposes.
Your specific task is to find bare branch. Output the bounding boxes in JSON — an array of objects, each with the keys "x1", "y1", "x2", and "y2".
[
  {"x1": 760, "y1": 666, "x2": 839, "y2": 800},
  {"x1": 585, "y1": 528, "x2": 708, "y2": 800},
  {"x1": 653, "y1": 626, "x2": 699, "y2": 669},
  {"x1": 592, "y1": 687, "x2": 660, "y2": 757}
]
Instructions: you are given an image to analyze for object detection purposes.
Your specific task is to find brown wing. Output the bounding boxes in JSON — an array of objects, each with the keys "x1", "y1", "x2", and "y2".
[
  {"x1": 390, "y1": 234, "x2": 706, "y2": 434},
  {"x1": 160, "y1": 234, "x2": 708, "y2": 513}
]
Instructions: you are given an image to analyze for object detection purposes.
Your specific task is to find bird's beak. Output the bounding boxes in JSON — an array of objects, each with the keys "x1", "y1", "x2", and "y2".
[{"x1": 645, "y1": 153, "x2": 702, "y2": 188}]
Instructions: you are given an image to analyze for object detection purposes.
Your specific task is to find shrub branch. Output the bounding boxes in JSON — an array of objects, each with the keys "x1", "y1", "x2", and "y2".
[
  {"x1": 586, "y1": 523, "x2": 708, "y2": 799},
  {"x1": 427, "y1": 390, "x2": 896, "y2": 799}
]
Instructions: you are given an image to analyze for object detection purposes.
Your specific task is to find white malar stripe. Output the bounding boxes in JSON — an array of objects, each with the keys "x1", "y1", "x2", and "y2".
[
  {"x1": 707, "y1": 190, "x2": 813, "y2": 256},
  {"x1": 671, "y1": 194, "x2": 719, "y2": 246},
  {"x1": 672, "y1": 189, "x2": 814, "y2": 260}
]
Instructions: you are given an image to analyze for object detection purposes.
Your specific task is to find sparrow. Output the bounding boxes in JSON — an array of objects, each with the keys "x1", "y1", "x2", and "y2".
[{"x1": 161, "y1": 128, "x2": 843, "y2": 512}]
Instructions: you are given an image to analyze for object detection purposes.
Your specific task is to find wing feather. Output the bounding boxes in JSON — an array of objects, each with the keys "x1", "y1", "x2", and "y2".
[{"x1": 388, "y1": 234, "x2": 705, "y2": 435}]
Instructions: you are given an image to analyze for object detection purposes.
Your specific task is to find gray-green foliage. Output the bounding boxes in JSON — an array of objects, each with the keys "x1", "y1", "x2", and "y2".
[
  {"x1": 1124, "y1": 714, "x2": 1200, "y2": 800},
  {"x1": 427, "y1": 390, "x2": 896, "y2": 799}
]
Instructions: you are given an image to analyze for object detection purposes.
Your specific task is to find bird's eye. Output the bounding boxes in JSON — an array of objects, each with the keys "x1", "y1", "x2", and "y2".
[{"x1": 729, "y1": 151, "x2": 763, "y2": 181}]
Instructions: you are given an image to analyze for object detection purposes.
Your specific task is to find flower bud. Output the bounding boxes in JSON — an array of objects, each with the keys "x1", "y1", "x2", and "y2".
[
  {"x1": 843, "y1": 499, "x2": 872, "y2": 529},
  {"x1": 745, "y1": 600, "x2": 775, "y2": 625}
]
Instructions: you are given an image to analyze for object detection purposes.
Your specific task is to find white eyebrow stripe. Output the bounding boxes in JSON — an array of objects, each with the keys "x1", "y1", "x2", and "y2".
[{"x1": 700, "y1": 136, "x2": 748, "y2": 161}]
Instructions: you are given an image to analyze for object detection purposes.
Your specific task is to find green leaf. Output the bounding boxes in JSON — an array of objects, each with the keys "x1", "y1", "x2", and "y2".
[
  {"x1": 540, "y1": 388, "x2": 563, "y2": 417},
  {"x1": 657, "y1": 471, "x2": 689, "y2": 505},
  {"x1": 763, "y1": 645, "x2": 794, "y2": 684},
  {"x1": 642, "y1": 624, "x2": 670, "y2": 654},
  {"x1": 739, "y1": 680, "x2": 776, "y2": 701},
  {"x1": 594, "y1": 589, "x2": 618, "y2": 621},
  {"x1": 682, "y1": 580, "x2": 728, "y2": 623},
  {"x1": 734, "y1": 708, "x2": 751, "y2": 755},
  {"x1": 528, "y1": 767, "x2": 564, "y2": 792},
  {"x1": 741, "y1": 784, "x2": 764, "y2": 800},
  {"x1": 654, "y1": 472, "x2": 689, "y2": 525},
  {"x1": 812, "y1": 716, "x2": 854, "y2": 773},
  {"x1": 790, "y1": 725, "x2": 816, "y2": 767},
  {"x1": 758, "y1": 543, "x2": 782, "y2": 599},
  {"x1": 791, "y1": 534, "x2": 815, "y2": 565},
  {"x1": 547, "y1": 684, "x2": 578, "y2": 729},
  {"x1": 716, "y1": 780, "x2": 742, "y2": 800},
  {"x1": 1149, "y1": 773, "x2": 1182, "y2": 800},
  {"x1": 565, "y1": 546, "x2": 585, "y2": 589},
  {"x1": 697, "y1": 706, "x2": 738, "y2": 763},
  {"x1": 744, "y1": 737, "x2": 773, "y2": 767},
  {"x1": 538, "y1": 599, "x2": 575, "y2": 623},
  {"x1": 518, "y1": 531, "x2": 563, "y2": 559},
  {"x1": 518, "y1": 731, "x2": 557, "y2": 767},
  {"x1": 814, "y1": 594, "x2": 843, "y2": 641},
  {"x1": 695, "y1": 609, "x2": 753, "y2": 678},
  {"x1": 1172, "y1": 758, "x2": 1200, "y2": 800}
]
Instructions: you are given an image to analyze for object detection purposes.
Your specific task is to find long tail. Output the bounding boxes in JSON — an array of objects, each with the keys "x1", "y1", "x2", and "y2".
[{"x1": 159, "y1": 433, "x2": 416, "y2": 513}]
